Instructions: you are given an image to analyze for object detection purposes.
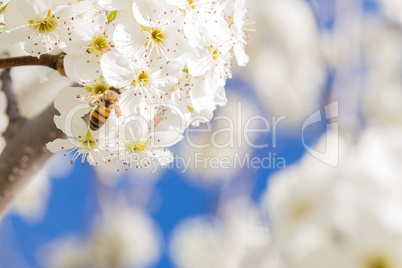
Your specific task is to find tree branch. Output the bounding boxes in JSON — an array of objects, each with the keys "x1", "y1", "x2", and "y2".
[
  {"x1": 1, "y1": 69, "x2": 25, "y2": 135},
  {"x1": 0, "y1": 70, "x2": 65, "y2": 218},
  {"x1": 0, "y1": 53, "x2": 66, "y2": 77}
]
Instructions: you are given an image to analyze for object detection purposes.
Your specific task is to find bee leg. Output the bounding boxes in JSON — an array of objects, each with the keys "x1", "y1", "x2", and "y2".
[
  {"x1": 115, "y1": 106, "x2": 122, "y2": 117},
  {"x1": 115, "y1": 106, "x2": 125, "y2": 125}
]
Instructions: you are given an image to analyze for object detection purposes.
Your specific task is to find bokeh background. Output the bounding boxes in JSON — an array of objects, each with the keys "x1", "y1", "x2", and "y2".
[{"x1": 2, "y1": 0, "x2": 402, "y2": 267}]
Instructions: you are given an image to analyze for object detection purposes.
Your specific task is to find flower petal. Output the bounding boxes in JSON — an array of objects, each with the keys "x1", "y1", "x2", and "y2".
[
  {"x1": 16, "y1": 0, "x2": 50, "y2": 20},
  {"x1": 54, "y1": 87, "x2": 88, "y2": 114},
  {"x1": 100, "y1": 52, "x2": 134, "y2": 88},
  {"x1": 46, "y1": 138, "x2": 75, "y2": 153}
]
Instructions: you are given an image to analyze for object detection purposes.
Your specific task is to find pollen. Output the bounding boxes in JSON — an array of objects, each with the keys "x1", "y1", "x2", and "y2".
[
  {"x1": 291, "y1": 201, "x2": 312, "y2": 221},
  {"x1": 77, "y1": 130, "x2": 98, "y2": 149},
  {"x1": 138, "y1": 72, "x2": 149, "y2": 83},
  {"x1": 151, "y1": 28, "x2": 165, "y2": 43},
  {"x1": 28, "y1": 10, "x2": 58, "y2": 34},
  {"x1": 212, "y1": 49, "x2": 219, "y2": 60},
  {"x1": 88, "y1": 35, "x2": 111, "y2": 56},
  {"x1": 125, "y1": 136, "x2": 147, "y2": 153},
  {"x1": 93, "y1": 84, "x2": 108, "y2": 94},
  {"x1": 363, "y1": 254, "x2": 394, "y2": 268},
  {"x1": 188, "y1": 0, "x2": 196, "y2": 9},
  {"x1": 143, "y1": 25, "x2": 168, "y2": 57},
  {"x1": 131, "y1": 72, "x2": 150, "y2": 88}
]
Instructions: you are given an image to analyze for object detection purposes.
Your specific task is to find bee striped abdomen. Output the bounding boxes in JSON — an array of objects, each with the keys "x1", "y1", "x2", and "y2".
[{"x1": 90, "y1": 105, "x2": 110, "y2": 131}]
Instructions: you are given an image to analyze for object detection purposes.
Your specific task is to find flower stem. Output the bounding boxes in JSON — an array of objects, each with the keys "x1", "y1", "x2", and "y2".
[{"x1": 0, "y1": 53, "x2": 66, "y2": 76}]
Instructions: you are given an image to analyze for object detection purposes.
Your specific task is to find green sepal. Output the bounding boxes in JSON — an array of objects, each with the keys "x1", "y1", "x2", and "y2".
[
  {"x1": 0, "y1": 3, "x2": 9, "y2": 14},
  {"x1": 83, "y1": 86, "x2": 92, "y2": 93},
  {"x1": 107, "y1": 11, "x2": 118, "y2": 24},
  {"x1": 85, "y1": 129, "x2": 94, "y2": 141}
]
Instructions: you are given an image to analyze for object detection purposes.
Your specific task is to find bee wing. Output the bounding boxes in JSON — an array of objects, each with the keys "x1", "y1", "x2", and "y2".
[{"x1": 80, "y1": 94, "x2": 103, "y2": 106}]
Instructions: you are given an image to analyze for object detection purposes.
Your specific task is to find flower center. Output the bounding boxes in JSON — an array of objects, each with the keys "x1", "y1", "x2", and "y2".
[
  {"x1": 88, "y1": 35, "x2": 111, "y2": 56},
  {"x1": 125, "y1": 137, "x2": 147, "y2": 153},
  {"x1": 131, "y1": 72, "x2": 149, "y2": 88},
  {"x1": 80, "y1": 139, "x2": 98, "y2": 149},
  {"x1": 212, "y1": 49, "x2": 219, "y2": 61},
  {"x1": 364, "y1": 255, "x2": 393, "y2": 268},
  {"x1": 93, "y1": 84, "x2": 109, "y2": 95},
  {"x1": 77, "y1": 130, "x2": 98, "y2": 149},
  {"x1": 138, "y1": 72, "x2": 149, "y2": 83},
  {"x1": 292, "y1": 201, "x2": 312, "y2": 221},
  {"x1": 151, "y1": 28, "x2": 165, "y2": 43},
  {"x1": 84, "y1": 77, "x2": 110, "y2": 95},
  {"x1": 28, "y1": 10, "x2": 58, "y2": 34},
  {"x1": 188, "y1": 0, "x2": 195, "y2": 9}
]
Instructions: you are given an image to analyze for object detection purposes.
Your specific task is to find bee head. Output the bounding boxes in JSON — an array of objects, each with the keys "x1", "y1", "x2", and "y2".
[
  {"x1": 109, "y1": 86, "x2": 122, "y2": 95},
  {"x1": 106, "y1": 87, "x2": 121, "y2": 101}
]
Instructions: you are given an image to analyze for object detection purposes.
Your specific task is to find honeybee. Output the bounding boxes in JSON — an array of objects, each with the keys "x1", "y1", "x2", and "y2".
[{"x1": 81, "y1": 86, "x2": 122, "y2": 131}]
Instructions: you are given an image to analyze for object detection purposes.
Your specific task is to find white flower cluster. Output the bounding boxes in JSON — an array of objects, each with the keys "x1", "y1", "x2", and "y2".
[{"x1": 0, "y1": 0, "x2": 250, "y2": 167}]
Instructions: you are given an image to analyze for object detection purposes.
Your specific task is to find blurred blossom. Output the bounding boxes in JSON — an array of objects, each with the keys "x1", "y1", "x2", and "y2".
[
  {"x1": 171, "y1": 217, "x2": 224, "y2": 268},
  {"x1": 362, "y1": 18, "x2": 402, "y2": 127},
  {"x1": 0, "y1": 89, "x2": 7, "y2": 154},
  {"x1": 179, "y1": 91, "x2": 263, "y2": 183},
  {"x1": 244, "y1": 0, "x2": 325, "y2": 126},
  {"x1": 264, "y1": 129, "x2": 351, "y2": 254},
  {"x1": 237, "y1": 235, "x2": 283, "y2": 268},
  {"x1": 170, "y1": 199, "x2": 270, "y2": 268},
  {"x1": 0, "y1": 45, "x2": 9, "y2": 155},
  {"x1": 264, "y1": 127, "x2": 402, "y2": 267},
  {"x1": 377, "y1": 0, "x2": 402, "y2": 25},
  {"x1": 87, "y1": 207, "x2": 162, "y2": 268},
  {"x1": 40, "y1": 237, "x2": 89, "y2": 268},
  {"x1": 12, "y1": 167, "x2": 50, "y2": 222},
  {"x1": 12, "y1": 153, "x2": 73, "y2": 222},
  {"x1": 41, "y1": 206, "x2": 161, "y2": 268}
]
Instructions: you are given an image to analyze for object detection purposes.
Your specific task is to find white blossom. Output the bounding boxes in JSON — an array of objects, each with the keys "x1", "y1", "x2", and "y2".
[
  {"x1": 0, "y1": 0, "x2": 253, "y2": 168},
  {"x1": 1, "y1": 0, "x2": 93, "y2": 56}
]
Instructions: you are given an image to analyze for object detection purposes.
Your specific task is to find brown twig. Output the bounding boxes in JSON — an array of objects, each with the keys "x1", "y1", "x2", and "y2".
[
  {"x1": 1, "y1": 69, "x2": 24, "y2": 133},
  {"x1": 0, "y1": 53, "x2": 66, "y2": 77},
  {"x1": 0, "y1": 69, "x2": 65, "y2": 218},
  {"x1": 0, "y1": 105, "x2": 64, "y2": 218}
]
